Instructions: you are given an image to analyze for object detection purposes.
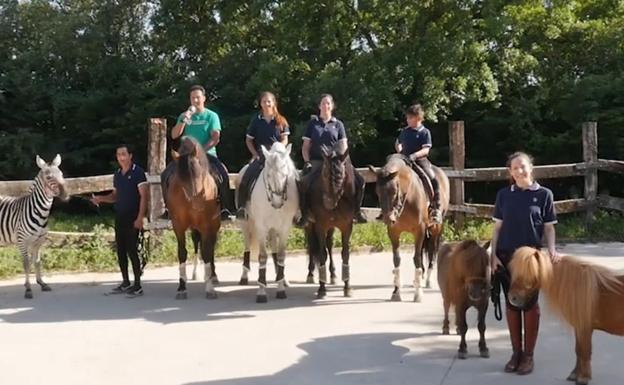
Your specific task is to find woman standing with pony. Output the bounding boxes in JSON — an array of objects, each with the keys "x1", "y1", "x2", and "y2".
[
  {"x1": 236, "y1": 92, "x2": 290, "y2": 219},
  {"x1": 490, "y1": 151, "x2": 559, "y2": 375}
]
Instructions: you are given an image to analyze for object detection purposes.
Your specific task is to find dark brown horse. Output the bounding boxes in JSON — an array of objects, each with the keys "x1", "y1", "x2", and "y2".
[
  {"x1": 437, "y1": 240, "x2": 491, "y2": 359},
  {"x1": 167, "y1": 136, "x2": 221, "y2": 299},
  {"x1": 509, "y1": 247, "x2": 624, "y2": 385},
  {"x1": 305, "y1": 143, "x2": 357, "y2": 299},
  {"x1": 370, "y1": 154, "x2": 449, "y2": 302}
]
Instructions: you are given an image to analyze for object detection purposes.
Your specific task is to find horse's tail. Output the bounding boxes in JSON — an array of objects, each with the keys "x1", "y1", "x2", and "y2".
[{"x1": 545, "y1": 255, "x2": 622, "y2": 332}]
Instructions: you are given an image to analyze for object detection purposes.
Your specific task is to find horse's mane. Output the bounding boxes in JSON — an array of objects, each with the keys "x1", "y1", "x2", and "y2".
[
  {"x1": 510, "y1": 247, "x2": 624, "y2": 332},
  {"x1": 447, "y1": 240, "x2": 490, "y2": 304},
  {"x1": 175, "y1": 137, "x2": 213, "y2": 197}
]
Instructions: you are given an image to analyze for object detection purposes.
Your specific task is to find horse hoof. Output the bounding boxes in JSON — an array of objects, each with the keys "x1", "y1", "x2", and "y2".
[
  {"x1": 282, "y1": 279, "x2": 290, "y2": 288},
  {"x1": 316, "y1": 290, "x2": 326, "y2": 299},
  {"x1": 211, "y1": 276, "x2": 219, "y2": 285},
  {"x1": 24, "y1": 290, "x2": 33, "y2": 299},
  {"x1": 343, "y1": 288, "x2": 353, "y2": 297},
  {"x1": 330, "y1": 277, "x2": 337, "y2": 285},
  {"x1": 206, "y1": 292, "x2": 218, "y2": 300},
  {"x1": 40, "y1": 284, "x2": 52, "y2": 292},
  {"x1": 480, "y1": 348, "x2": 490, "y2": 358},
  {"x1": 413, "y1": 294, "x2": 422, "y2": 303},
  {"x1": 191, "y1": 274, "x2": 197, "y2": 281},
  {"x1": 390, "y1": 293, "x2": 402, "y2": 302},
  {"x1": 175, "y1": 292, "x2": 188, "y2": 300},
  {"x1": 457, "y1": 350, "x2": 468, "y2": 360},
  {"x1": 425, "y1": 282, "x2": 432, "y2": 289},
  {"x1": 256, "y1": 294, "x2": 268, "y2": 303},
  {"x1": 306, "y1": 275, "x2": 315, "y2": 284},
  {"x1": 576, "y1": 380, "x2": 589, "y2": 385},
  {"x1": 239, "y1": 278, "x2": 249, "y2": 285},
  {"x1": 442, "y1": 327, "x2": 450, "y2": 335},
  {"x1": 276, "y1": 291, "x2": 287, "y2": 299},
  {"x1": 567, "y1": 371, "x2": 577, "y2": 382}
]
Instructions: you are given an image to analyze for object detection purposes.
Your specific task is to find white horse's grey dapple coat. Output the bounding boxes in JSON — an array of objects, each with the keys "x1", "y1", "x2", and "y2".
[
  {"x1": 235, "y1": 142, "x2": 299, "y2": 303},
  {"x1": 0, "y1": 155, "x2": 68, "y2": 298}
]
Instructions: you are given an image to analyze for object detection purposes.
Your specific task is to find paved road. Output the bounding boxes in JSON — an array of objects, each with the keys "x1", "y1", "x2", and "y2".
[{"x1": 1, "y1": 243, "x2": 623, "y2": 385}]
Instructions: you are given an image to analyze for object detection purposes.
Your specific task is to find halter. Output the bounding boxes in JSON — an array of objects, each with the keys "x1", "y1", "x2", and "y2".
[{"x1": 262, "y1": 166, "x2": 288, "y2": 206}]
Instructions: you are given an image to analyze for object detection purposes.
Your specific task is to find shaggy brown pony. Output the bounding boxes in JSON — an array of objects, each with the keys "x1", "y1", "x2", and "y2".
[
  {"x1": 370, "y1": 154, "x2": 449, "y2": 302},
  {"x1": 168, "y1": 136, "x2": 221, "y2": 299},
  {"x1": 437, "y1": 240, "x2": 491, "y2": 359},
  {"x1": 509, "y1": 247, "x2": 624, "y2": 385}
]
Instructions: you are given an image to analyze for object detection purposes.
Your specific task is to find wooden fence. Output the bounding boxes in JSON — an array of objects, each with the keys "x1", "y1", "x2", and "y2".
[{"x1": 1, "y1": 120, "x2": 622, "y2": 233}]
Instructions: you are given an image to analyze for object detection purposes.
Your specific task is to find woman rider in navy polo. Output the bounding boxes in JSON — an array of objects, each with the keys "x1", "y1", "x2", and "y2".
[
  {"x1": 296, "y1": 94, "x2": 367, "y2": 226},
  {"x1": 491, "y1": 151, "x2": 560, "y2": 375},
  {"x1": 236, "y1": 91, "x2": 290, "y2": 219}
]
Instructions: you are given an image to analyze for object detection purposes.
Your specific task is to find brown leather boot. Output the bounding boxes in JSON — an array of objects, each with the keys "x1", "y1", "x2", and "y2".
[
  {"x1": 517, "y1": 304, "x2": 540, "y2": 375},
  {"x1": 504, "y1": 306, "x2": 523, "y2": 372}
]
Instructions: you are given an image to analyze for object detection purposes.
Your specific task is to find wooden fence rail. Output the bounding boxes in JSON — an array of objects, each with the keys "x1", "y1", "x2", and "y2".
[{"x1": 0, "y1": 120, "x2": 622, "y2": 229}]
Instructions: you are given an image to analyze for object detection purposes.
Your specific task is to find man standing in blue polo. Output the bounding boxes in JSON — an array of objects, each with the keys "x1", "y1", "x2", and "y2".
[
  {"x1": 161, "y1": 85, "x2": 233, "y2": 220},
  {"x1": 296, "y1": 94, "x2": 367, "y2": 226}
]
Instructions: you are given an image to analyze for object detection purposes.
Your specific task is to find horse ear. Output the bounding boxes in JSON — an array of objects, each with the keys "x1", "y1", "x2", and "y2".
[
  {"x1": 388, "y1": 171, "x2": 399, "y2": 180},
  {"x1": 285, "y1": 143, "x2": 292, "y2": 155},
  {"x1": 367, "y1": 165, "x2": 377, "y2": 175},
  {"x1": 171, "y1": 150, "x2": 180, "y2": 161},
  {"x1": 481, "y1": 240, "x2": 492, "y2": 253},
  {"x1": 261, "y1": 145, "x2": 270, "y2": 159},
  {"x1": 36, "y1": 155, "x2": 46, "y2": 169},
  {"x1": 51, "y1": 154, "x2": 61, "y2": 167}
]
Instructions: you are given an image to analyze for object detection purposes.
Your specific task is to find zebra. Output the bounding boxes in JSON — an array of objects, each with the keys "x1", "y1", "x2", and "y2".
[{"x1": 0, "y1": 154, "x2": 68, "y2": 298}]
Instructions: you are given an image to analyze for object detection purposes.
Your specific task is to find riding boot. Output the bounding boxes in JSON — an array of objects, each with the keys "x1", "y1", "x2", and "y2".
[
  {"x1": 429, "y1": 178, "x2": 442, "y2": 224},
  {"x1": 218, "y1": 178, "x2": 234, "y2": 221},
  {"x1": 295, "y1": 179, "x2": 308, "y2": 228},
  {"x1": 517, "y1": 304, "x2": 540, "y2": 375},
  {"x1": 353, "y1": 172, "x2": 367, "y2": 224},
  {"x1": 505, "y1": 306, "x2": 523, "y2": 373}
]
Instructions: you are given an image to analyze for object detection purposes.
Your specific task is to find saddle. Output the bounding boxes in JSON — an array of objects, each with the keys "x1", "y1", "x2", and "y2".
[{"x1": 392, "y1": 154, "x2": 435, "y2": 203}]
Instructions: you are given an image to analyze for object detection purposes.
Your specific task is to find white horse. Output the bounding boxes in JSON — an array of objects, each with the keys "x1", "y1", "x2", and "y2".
[{"x1": 235, "y1": 142, "x2": 299, "y2": 303}]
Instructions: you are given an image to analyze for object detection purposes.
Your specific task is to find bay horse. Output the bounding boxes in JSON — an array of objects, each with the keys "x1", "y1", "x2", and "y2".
[
  {"x1": 235, "y1": 142, "x2": 299, "y2": 303},
  {"x1": 508, "y1": 247, "x2": 624, "y2": 385},
  {"x1": 305, "y1": 143, "x2": 357, "y2": 299},
  {"x1": 437, "y1": 240, "x2": 491, "y2": 359},
  {"x1": 167, "y1": 136, "x2": 221, "y2": 299},
  {"x1": 370, "y1": 154, "x2": 449, "y2": 302}
]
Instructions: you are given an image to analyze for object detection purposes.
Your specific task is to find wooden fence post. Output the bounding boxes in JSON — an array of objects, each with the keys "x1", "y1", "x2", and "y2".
[
  {"x1": 449, "y1": 121, "x2": 465, "y2": 227},
  {"x1": 147, "y1": 118, "x2": 167, "y2": 222},
  {"x1": 582, "y1": 121, "x2": 598, "y2": 225}
]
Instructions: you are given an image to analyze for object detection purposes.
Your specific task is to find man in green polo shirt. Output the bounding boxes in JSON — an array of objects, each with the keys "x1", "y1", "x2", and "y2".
[{"x1": 161, "y1": 85, "x2": 234, "y2": 220}]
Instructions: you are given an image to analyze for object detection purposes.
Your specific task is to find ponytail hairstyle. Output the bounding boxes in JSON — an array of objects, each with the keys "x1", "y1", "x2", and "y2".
[
  {"x1": 506, "y1": 151, "x2": 534, "y2": 185},
  {"x1": 258, "y1": 91, "x2": 289, "y2": 134}
]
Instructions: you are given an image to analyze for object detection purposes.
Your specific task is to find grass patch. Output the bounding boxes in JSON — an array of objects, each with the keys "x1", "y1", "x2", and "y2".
[{"x1": 1, "y1": 210, "x2": 622, "y2": 279}]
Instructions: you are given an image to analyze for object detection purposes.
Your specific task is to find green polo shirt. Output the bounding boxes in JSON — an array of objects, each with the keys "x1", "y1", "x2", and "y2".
[{"x1": 177, "y1": 108, "x2": 222, "y2": 157}]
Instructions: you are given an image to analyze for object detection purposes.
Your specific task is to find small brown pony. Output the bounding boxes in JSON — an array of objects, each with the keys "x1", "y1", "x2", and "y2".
[
  {"x1": 167, "y1": 136, "x2": 221, "y2": 299},
  {"x1": 370, "y1": 154, "x2": 449, "y2": 302},
  {"x1": 509, "y1": 247, "x2": 624, "y2": 385},
  {"x1": 305, "y1": 143, "x2": 357, "y2": 299},
  {"x1": 437, "y1": 240, "x2": 491, "y2": 359}
]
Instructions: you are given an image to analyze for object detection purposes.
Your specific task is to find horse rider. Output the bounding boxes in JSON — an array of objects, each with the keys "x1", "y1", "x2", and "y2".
[
  {"x1": 235, "y1": 91, "x2": 290, "y2": 220},
  {"x1": 160, "y1": 84, "x2": 234, "y2": 221},
  {"x1": 296, "y1": 93, "x2": 368, "y2": 227}
]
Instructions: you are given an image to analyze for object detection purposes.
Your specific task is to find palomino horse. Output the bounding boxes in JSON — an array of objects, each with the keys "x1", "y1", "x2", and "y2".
[
  {"x1": 167, "y1": 136, "x2": 221, "y2": 299},
  {"x1": 235, "y1": 142, "x2": 299, "y2": 303},
  {"x1": 437, "y1": 240, "x2": 491, "y2": 359},
  {"x1": 370, "y1": 154, "x2": 449, "y2": 302},
  {"x1": 508, "y1": 247, "x2": 624, "y2": 385},
  {"x1": 305, "y1": 143, "x2": 358, "y2": 299}
]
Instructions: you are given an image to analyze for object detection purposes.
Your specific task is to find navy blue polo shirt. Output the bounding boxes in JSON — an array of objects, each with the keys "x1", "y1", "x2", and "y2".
[
  {"x1": 303, "y1": 116, "x2": 347, "y2": 160},
  {"x1": 397, "y1": 125, "x2": 432, "y2": 157},
  {"x1": 113, "y1": 163, "x2": 147, "y2": 219},
  {"x1": 246, "y1": 115, "x2": 290, "y2": 152},
  {"x1": 493, "y1": 183, "x2": 557, "y2": 252}
]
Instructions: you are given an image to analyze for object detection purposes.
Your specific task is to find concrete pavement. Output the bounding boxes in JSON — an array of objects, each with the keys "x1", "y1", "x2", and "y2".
[{"x1": 0, "y1": 242, "x2": 623, "y2": 385}]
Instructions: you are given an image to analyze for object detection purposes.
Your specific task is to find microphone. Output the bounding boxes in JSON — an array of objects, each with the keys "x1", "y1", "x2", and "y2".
[{"x1": 184, "y1": 105, "x2": 196, "y2": 124}]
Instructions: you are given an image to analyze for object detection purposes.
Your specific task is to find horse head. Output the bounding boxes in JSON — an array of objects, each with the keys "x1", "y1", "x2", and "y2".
[
  {"x1": 172, "y1": 137, "x2": 212, "y2": 202},
  {"x1": 508, "y1": 247, "x2": 553, "y2": 308},
  {"x1": 261, "y1": 142, "x2": 294, "y2": 209},
  {"x1": 370, "y1": 155, "x2": 414, "y2": 225},
  {"x1": 36, "y1": 154, "x2": 69, "y2": 201},
  {"x1": 319, "y1": 143, "x2": 349, "y2": 210}
]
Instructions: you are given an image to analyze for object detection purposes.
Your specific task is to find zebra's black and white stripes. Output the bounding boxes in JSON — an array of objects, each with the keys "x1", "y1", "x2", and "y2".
[{"x1": 0, "y1": 154, "x2": 68, "y2": 298}]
